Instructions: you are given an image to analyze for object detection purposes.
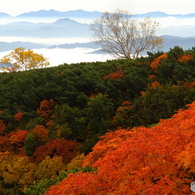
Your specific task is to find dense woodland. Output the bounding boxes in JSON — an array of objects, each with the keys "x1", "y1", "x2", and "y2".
[{"x1": 1, "y1": 46, "x2": 195, "y2": 194}]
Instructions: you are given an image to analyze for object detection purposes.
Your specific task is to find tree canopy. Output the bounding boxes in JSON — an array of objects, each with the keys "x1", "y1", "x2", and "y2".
[
  {"x1": 0, "y1": 47, "x2": 50, "y2": 71},
  {"x1": 90, "y1": 9, "x2": 163, "y2": 59}
]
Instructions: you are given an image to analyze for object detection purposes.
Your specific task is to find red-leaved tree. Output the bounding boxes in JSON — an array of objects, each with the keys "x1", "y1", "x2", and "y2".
[
  {"x1": 45, "y1": 101, "x2": 195, "y2": 195},
  {"x1": 33, "y1": 139, "x2": 80, "y2": 163}
]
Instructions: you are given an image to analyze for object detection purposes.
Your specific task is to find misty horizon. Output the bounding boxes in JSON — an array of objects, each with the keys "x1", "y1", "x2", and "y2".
[{"x1": 0, "y1": 9, "x2": 195, "y2": 68}]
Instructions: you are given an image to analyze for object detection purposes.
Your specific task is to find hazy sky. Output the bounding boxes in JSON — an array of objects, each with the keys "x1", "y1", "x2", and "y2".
[{"x1": 2, "y1": 0, "x2": 195, "y2": 16}]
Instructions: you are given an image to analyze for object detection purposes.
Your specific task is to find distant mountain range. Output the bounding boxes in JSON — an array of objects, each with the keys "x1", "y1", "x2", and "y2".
[
  {"x1": 132, "y1": 11, "x2": 195, "y2": 18},
  {"x1": 161, "y1": 35, "x2": 195, "y2": 51},
  {"x1": 16, "y1": 9, "x2": 103, "y2": 19},
  {"x1": 1, "y1": 9, "x2": 195, "y2": 19},
  {"x1": 1, "y1": 16, "x2": 195, "y2": 38},
  {"x1": 0, "y1": 9, "x2": 195, "y2": 55},
  {"x1": 0, "y1": 9, "x2": 195, "y2": 38},
  {"x1": 0, "y1": 18, "x2": 91, "y2": 37}
]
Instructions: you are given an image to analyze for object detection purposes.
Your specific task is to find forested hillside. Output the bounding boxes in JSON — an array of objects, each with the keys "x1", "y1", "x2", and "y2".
[{"x1": 1, "y1": 46, "x2": 195, "y2": 194}]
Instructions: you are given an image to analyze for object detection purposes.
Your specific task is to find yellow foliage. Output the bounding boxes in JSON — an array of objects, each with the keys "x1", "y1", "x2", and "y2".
[
  {"x1": 0, "y1": 47, "x2": 50, "y2": 71},
  {"x1": 34, "y1": 155, "x2": 65, "y2": 181},
  {"x1": 66, "y1": 153, "x2": 85, "y2": 170},
  {"x1": 0, "y1": 153, "x2": 36, "y2": 190}
]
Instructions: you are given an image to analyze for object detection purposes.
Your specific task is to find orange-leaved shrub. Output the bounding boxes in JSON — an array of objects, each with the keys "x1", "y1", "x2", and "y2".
[{"x1": 150, "y1": 53, "x2": 168, "y2": 70}]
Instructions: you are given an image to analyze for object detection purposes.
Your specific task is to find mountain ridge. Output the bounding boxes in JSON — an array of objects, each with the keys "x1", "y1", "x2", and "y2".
[
  {"x1": 15, "y1": 9, "x2": 103, "y2": 18},
  {"x1": 1, "y1": 9, "x2": 195, "y2": 19},
  {"x1": 0, "y1": 17, "x2": 195, "y2": 38},
  {"x1": 0, "y1": 18, "x2": 90, "y2": 38}
]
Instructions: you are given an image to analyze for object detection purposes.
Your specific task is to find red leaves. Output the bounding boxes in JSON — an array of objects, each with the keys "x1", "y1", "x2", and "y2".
[
  {"x1": 37, "y1": 99, "x2": 55, "y2": 118},
  {"x1": 9, "y1": 130, "x2": 28, "y2": 145},
  {"x1": 33, "y1": 139, "x2": 80, "y2": 163},
  {"x1": 0, "y1": 120, "x2": 6, "y2": 135},
  {"x1": 45, "y1": 101, "x2": 195, "y2": 194},
  {"x1": 36, "y1": 99, "x2": 56, "y2": 128},
  {"x1": 0, "y1": 135, "x2": 12, "y2": 152}
]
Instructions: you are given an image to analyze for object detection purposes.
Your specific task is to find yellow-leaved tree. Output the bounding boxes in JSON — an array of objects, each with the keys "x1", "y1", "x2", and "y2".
[{"x1": 0, "y1": 47, "x2": 50, "y2": 71}]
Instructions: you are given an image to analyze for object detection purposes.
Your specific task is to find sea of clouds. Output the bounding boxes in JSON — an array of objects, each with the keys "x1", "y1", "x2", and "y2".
[
  {"x1": 0, "y1": 36, "x2": 114, "y2": 67},
  {"x1": 0, "y1": 16, "x2": 195, "y2": 67}
]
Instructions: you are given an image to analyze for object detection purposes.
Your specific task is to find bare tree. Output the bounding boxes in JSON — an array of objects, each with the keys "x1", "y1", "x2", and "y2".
[{"x1": 90, "y1": 9, "x2": 163, "y2": 59}]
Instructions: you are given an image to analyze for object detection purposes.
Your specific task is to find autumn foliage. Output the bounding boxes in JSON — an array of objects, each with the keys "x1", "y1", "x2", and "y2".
[
  {"x1": 37, "y1": 99, "x2": 55, "y2": 119},
  {"x1": 1, "y1": 47, "x2": 195, "y2": 194},
  {"x1": 103, "y1": 69, "x2": 125, "y2": 80},
  {"x1": 178, "y1": 54, "x2": 193, "y2": 62},
  {"x1": 45, "y1": 101, "x2": 195, "y2": 195},
  {"x1": 0, "y1": 120, "x2": 6, "y2": 135},
  {"x1": 9, "y1": 130, "x2": 28, "y2": 146},
  {"x1": 14, "y1": 111, "x2": 23, "y2": 121},
  {"x1": 0, "y1": 47, "x2": 50, "y2": 71},
  {"x1": 150, "y1": 53, "x2": 168, "y2": 70},
  {"x1": 150, "y1": 80, "x2": 162, "y2": 89},
  {"x1": 33, "y1": 139, "x2": 80, "y2": 163}
]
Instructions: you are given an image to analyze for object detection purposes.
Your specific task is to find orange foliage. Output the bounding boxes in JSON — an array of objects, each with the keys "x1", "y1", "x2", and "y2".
[
  {"x1": 116, "y1": 101, "x2": 132, "y2": 113},
  {"x1": 33, "y1": 139, "x2": 80, "y2": 163},
  {"x1": 103, "y1": 69, "x2": 124, "y2": 80},
  {"x1": 150, "y1": 81, "x2": 161, "y2": 89},
  {"x1": 122, "y1": 101, "x2": 132, "y2": 107},
  {"x1": 182, "y1": 81, "x2": 195, "y2": 89},
  {"x1": 150, "y1": 53, "x2": 168, "y2": 70},
  {"x1": 148, "y1": 74, "x2": 156, "y2": 80},
  {"x1": 9, "y1": 130, "x2": 28, "y2": 146},
  {"x1": 45, "y1": 172, "x2": 108, "y2": 195},
  {"x1": 37, "y1": 99, "x2": 56, "y2": 128},
  {"x1": 14, "y1": 112, "x2": 23, "y2": 121},
  {"x1": 140, "y1": 90, "x2": 146, "y2": 97},
  {"x1": 36, "y1": 99, "x2": 55, "y2": 118},
  {"x1": 46, "y1": 101, "x2": 195, "y2": 194},
  {"x1": 178, "y1": 54, "x2": 193, "y2": 62},
  {"x1": 30, "y1": 125, "x2": 49, "y2": 141},
  {"x1": 89, "y1": 93, "x2": 97, "y2": 99}
]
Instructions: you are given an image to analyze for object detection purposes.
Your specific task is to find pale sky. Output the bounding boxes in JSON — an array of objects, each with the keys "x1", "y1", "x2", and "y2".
[{"x1": 1, "y1": 0, "x2": 195, "y2": 16}]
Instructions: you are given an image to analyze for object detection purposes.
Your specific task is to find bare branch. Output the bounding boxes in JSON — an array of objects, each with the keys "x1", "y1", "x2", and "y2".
[{"x1": 90, "y1": 10, "x2": 163, "y2": 59}]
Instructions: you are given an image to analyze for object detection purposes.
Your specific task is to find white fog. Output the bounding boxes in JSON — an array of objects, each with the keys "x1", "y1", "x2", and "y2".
[{"x1": 0, "y1": 15, "x2": 195, "y2": 68}]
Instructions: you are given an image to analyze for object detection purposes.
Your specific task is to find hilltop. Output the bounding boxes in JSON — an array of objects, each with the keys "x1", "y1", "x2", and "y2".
[{"x1": 1, "y1": 46, "x2": 195, "y2": 194}]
